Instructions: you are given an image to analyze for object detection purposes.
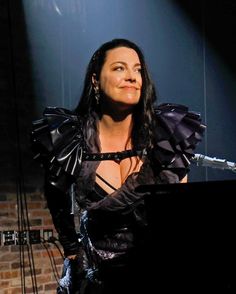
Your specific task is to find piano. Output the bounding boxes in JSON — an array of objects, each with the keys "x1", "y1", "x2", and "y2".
[{"x1": 136, "y1": 180, "x2": 236, "y2": 291}]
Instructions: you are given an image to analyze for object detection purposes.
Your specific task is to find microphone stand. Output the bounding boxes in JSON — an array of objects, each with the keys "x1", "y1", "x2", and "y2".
[{"x1": 191, "y1": 154, "x2": 236, "y2": 173}]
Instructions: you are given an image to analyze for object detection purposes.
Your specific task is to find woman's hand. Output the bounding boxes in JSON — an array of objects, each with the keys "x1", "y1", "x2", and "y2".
[
  {"x1": 66, "y1": 254, "x2": 78, "y2": 260},
  {"x1": 180, "y1": 175, "x2": 188, "y2": 183}
]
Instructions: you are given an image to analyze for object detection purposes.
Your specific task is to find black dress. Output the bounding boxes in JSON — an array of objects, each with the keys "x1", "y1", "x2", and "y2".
[{"x1": 31, "y1": 103, "x2": 205, "y2": 293}]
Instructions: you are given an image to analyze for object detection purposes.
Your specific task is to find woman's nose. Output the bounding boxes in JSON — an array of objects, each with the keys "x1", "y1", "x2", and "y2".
[{"x1": 125, "y1": 69, "x2": 136, "y2": 82}]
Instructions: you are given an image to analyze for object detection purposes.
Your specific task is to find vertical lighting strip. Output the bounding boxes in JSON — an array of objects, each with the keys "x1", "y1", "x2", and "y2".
[
  {"x1": 202, "y1": 1, "x2": 208, "y2": 181},
  {"x1": 60, "y1": 18, "x2": 65, "y2": 107}
]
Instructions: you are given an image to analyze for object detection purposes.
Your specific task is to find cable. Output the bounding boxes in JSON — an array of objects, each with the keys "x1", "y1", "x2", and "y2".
[
  {"x1": 16, "y1": 184, "x2": 26, "y2": 293},
  {"x1": 48, "y1": 237, "x2": 65, "y2": 259},
  {"x1": 7, "y1": 1, "x2": 38, "y2": 293},
  {"x1": 40, "y1": 238, "x2": 62, "y2": 284}
]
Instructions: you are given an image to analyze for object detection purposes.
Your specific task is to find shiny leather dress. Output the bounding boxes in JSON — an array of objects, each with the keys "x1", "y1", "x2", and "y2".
[{"x1": 31, "y1": 103, "x2": 205, "y2": 293}]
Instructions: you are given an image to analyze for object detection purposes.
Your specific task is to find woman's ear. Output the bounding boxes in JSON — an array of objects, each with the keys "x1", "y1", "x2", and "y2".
[{"x1": 92, "y1": 73, "x2": 99, "y2": 88}]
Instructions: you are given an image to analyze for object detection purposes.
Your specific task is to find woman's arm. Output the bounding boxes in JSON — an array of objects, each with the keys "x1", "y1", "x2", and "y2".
[{"x1": 44, "y1": 181, "x2": 81, "y2": 257}]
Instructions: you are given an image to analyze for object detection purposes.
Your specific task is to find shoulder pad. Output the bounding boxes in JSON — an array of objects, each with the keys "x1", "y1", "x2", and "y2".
[
  {"x1": 153, "y1": 103, "x2": 206, "y2": 172},
  {"x1": 31, "y1": 107, "x2": 87, "y2": 189}
]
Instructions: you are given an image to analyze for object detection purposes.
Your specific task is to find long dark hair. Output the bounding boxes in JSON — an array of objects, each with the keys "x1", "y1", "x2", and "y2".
[{"x1": 75, "y1": 38, "x2": 158, "y2": 150}]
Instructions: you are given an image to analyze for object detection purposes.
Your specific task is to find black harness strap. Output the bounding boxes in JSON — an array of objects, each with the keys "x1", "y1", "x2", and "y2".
[
  {"x1": 95, "y1": 173, "x2": 117, "y2": 192},
  {"x1": 82, "y1": 149, "x2": 143, "y2": 162}
]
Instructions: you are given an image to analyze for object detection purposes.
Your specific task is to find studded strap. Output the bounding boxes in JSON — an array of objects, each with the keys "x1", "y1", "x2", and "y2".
[{"x1": 82, "y1": 149, "x2": 144, "y2": 162}]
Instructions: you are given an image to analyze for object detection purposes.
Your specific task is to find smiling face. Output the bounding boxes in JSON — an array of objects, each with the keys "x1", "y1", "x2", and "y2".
[{"x1": 95, "y1": 47, "x2": 142, "y2": 111}]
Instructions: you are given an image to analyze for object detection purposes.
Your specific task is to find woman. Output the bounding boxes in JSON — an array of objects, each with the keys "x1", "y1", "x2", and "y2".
[{"x1": 32, "y1": 38, "x2": 205, "y2": 293}]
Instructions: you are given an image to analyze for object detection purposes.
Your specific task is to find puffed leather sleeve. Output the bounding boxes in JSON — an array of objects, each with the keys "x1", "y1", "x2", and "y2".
[
  {"x1": 31, "y1": 107, "x2": 86, "y2": 255},
  {"x1": 31, "y1": 107, "x2": 87, "y2": 192},
  {"x1": 153, "y1": 103, "x2": 206, "y2": 180}
]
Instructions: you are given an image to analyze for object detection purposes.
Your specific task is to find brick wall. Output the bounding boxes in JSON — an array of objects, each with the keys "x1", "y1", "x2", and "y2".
[
  {"x1": 0, "y1": 190, "x2": 64, "y2": 293},
  {"x1": 0, "y1": 1, "x2": 64, "y2": 291}
]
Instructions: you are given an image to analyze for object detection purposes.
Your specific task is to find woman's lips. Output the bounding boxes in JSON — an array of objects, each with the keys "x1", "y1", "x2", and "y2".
[{"x1": 121, "y1": 86, "x2": 139, "y2": 90}]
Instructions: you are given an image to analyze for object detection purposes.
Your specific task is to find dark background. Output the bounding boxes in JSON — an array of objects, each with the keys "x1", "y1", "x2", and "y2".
[{"x1": 0, "y1": 0, "x2": 236, "y2": 192}]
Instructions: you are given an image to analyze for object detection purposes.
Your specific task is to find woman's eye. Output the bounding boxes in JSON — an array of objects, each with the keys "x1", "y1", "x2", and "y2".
[
  {"x1": 113, "y1": 66, "x2": 141, "y2": 73},
  {"x1": 114, "y1": 66, "x2": 124, "y2": 71}
]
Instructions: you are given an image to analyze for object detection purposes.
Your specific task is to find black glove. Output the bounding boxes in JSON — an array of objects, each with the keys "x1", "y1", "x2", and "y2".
[
  {"x1": 57, "y1": 246, "x2": 103, "y2": 294},
  {"x1": 57, "y1": 247, "x2": 88, "y2": 294}
]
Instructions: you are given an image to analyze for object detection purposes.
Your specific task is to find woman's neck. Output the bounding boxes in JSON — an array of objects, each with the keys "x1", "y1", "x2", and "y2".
[{"x1": 98, "y1": 113, "x2": 133, "y2": 152}]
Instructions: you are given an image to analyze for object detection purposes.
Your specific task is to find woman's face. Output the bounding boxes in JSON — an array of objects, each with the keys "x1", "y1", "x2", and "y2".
[{"x1": 97, "y1": 47, "x2": 142, "y2": 110}]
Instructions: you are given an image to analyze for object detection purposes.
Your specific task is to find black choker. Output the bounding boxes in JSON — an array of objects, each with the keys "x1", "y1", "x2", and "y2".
[{"x1": 82, "y1": 149, "x2": 144, "y2": 163}]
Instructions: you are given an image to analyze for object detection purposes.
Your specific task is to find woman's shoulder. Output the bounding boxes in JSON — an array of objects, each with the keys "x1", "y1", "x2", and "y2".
[
  {"x1": 152, "y1": 102, "x2": 206, "y2": 179},
  {"x1": 31, "y1": 106, "x2": 85, "y2": 151},
  {"x1": 40, "y1": 106, "x2": 81, "y2": 125},
  {"x1": 31, "y1": 106, "x2": 86, "y2": 190},
  {"x1": 154, "y1": 103, "x2": 205, "y2": 136}
]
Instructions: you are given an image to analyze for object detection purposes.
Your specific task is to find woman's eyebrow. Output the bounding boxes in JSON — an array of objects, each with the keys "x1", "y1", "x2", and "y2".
[{"x1": 110, "y1": 61, "x2": 141, "y2": 66}]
